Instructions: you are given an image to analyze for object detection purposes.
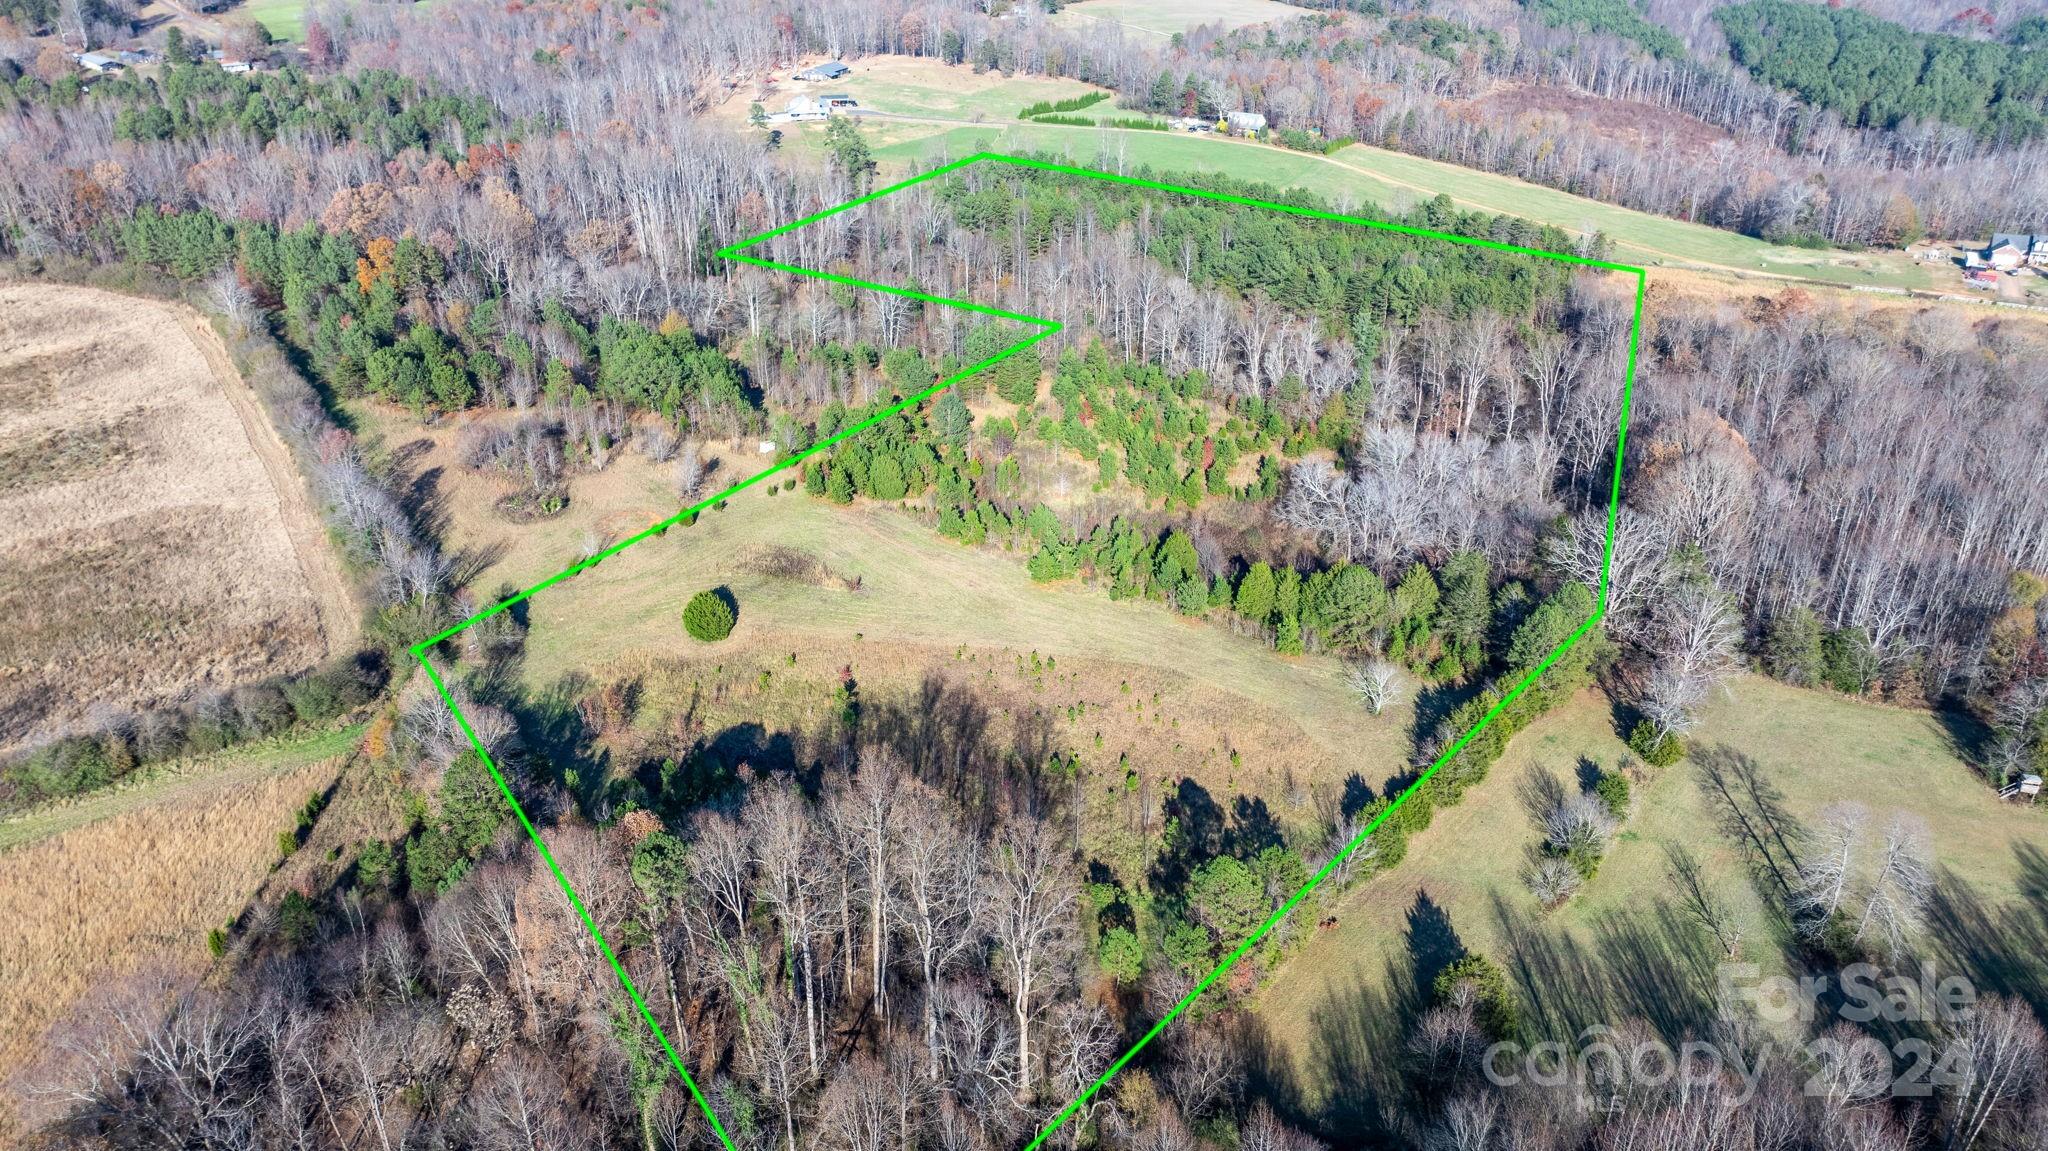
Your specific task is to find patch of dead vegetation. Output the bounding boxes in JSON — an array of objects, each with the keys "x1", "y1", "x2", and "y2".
[
  {"x1": 0, "y1": 283, "x2": 350, "y2": 752},
  {"x1": 0, "y1": 742, "x2": 348, "y2": 1134},
  {"x1": 735, "y1": 543, "x2": 863, "y2": 590}
]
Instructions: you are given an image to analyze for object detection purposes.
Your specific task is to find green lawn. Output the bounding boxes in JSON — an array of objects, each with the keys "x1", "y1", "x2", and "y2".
[
  {"x1": 810, "y1": 66, "x2": 1101, "y2": 124},
  {"x1": 238, "y1": 0, "x2": 308, "y2": 40},
  {"x1": 821, "y1": 86, "x2": 1940, "y2": 292},
  {"x1": 1252, "y1": 675, "x2": 2044, "y2": 1113}
]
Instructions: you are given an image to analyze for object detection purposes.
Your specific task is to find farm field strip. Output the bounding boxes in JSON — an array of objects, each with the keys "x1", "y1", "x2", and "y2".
[
  {"x1": 414, "y1": 152, "x2": 1646, "y2": 1151},
  {"x1": 0, "y1": 283, "x2": 354, "y2": 754},
  {"x1": 787, "y1": 80, "x2": 1962, "y2": 298}
]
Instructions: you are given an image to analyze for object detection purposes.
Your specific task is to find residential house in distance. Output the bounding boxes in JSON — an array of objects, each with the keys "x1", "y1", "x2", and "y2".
[
  {"x1": 1971, "y1": 233, "x2": 2048, "y2": 271},
  {"x1": 783, "y1": 93, "x2": 858, "y2": 122},
  {"x1": 73, "y1": 52, "x2": 122, "y2": 72},
  {"x1": 795, "y1": 60, "x2": 850, "y2": 82},
  {"x1": 1224, "y1": 110, "x2": 1267, "y2": 136}
]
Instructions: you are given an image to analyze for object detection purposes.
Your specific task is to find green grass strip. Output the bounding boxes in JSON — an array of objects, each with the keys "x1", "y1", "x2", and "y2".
[{"x1": 411, "y1": 150, "x2": 1645, "y2": 1151}]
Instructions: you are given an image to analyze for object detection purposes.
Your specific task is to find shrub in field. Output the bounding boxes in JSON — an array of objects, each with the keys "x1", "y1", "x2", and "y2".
[
  {"x1": 1627, "y1": 719, "x2": 1685, "y2": 767},
  {"x1": 1524, "y1": 855, "x2": 1582, "y2": 908},
  {"x1": 684, "y1": 588, "x2": 737, "y2": 642},
  {"x1": 1594, "y1": 771, "x2": 1632, "y2": 819},
  {"x1": 1433, "y1": 954, "x2": 1521, "y2": 1040}
]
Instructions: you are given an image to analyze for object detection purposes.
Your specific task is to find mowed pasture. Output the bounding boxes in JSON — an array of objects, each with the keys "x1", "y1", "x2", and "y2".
[
  {"x1": 0, "y1": 726, "x2": 356, "y2": 1131},
  {"x1": 1050, "y1": 0, "x2": 1318, "y2": 38},
  {"x1": 1253, "y1": 675, "x2": 2048, "y2": 1115},
  {"x1": 0, "y1": 284, "x2": 354, "y2": 754},
  {"x1": 349, "y1": 400, "x2": 1412, "y2": 833},
  {"x1": 723, "y1": 55, "x2": 1104, "y2": 127},
  {"x1": 738, "y1": 58, "x2": 1949, "y2": 296}
]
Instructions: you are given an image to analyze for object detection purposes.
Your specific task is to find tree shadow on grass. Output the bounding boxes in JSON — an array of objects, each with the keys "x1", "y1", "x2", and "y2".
[
  {"x1": 1488, "y1": 889, "x2": 1724, "y2": 1045},
  {"x1": 1693, "y1": 743, "x2": 1806, "y2": 902},
  {"x1": 1922, "y1": 850, "x2": 2048, "y2": 1016},
  {"x1": 1929, "y1": 702, "x2": 1996, "y2": 771},
  {"x1": 1294, "y1": 891, "x2": 1457, "y2": 1147},
  {"x1": 515, "y1": 671, "x2": 610, "y2": 818}
]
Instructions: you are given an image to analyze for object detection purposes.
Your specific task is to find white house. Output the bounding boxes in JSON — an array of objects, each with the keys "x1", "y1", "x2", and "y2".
[{"x1": 1224, "y1": 110, "x2": 1267, "y2": 136}]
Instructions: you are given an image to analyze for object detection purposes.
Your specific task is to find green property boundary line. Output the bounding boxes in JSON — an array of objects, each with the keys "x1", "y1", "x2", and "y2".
[{"x1": 412, "y1": 151, "x2": 1645, "y2": 1151}]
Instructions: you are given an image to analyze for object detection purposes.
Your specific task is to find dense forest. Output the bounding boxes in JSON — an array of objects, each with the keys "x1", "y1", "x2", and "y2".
[{"x1": 1716, "y1": 0, "x2": 2048, "y2": 140}]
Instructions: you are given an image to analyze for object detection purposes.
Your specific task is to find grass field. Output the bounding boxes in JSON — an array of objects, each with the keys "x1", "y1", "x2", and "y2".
[
  {"x1": 351, "y1": 400, "x2": 1415, "y2": 847},
  {"x1": 0, "y1": 283, "x2": 354, "y2": 754},
  {"x1": 1252, "y1": 675, "x2": 2047, "y2": 1114},
  {"x1": 847, "y1": 117, "x2": 1946, "y2": 292},
  {"x1": 1049, "y1": 0, "x2": 1317, "y2": 38},
  {"x1": 734, "y1": 57, "x2": 1104, "y2": 127},
  {"x1": 0, "y1": 725, "x2": 358, "y2": 1131},
  {"x1": 239, "y1": 0, "x2": 307, "y2": 40},
  {"x1": 741, "y1": 54, "x2": 1991, "y2": 298}
]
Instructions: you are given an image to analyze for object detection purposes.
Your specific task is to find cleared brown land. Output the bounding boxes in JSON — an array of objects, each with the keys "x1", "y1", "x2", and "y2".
[
  {"x1": 0, "y1": 283, "x2": 355, "y2": 752},
  {"x1": 0, "y1": 730, "x2": 353, "y2": 1135}
]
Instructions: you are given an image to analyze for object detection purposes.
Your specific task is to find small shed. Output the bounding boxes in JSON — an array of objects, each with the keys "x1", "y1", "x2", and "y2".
[{"x1": 796, "y1": 60, "x2": 851, "y2": 82}]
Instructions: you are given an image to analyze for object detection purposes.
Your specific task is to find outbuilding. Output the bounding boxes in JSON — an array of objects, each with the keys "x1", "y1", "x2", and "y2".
[
  {"x1": 1224, "y1": 110, "x2": 1267, "y2": 136},
  {"x1": 796, "y1": 60, "x2": 851, "y2": 82}
]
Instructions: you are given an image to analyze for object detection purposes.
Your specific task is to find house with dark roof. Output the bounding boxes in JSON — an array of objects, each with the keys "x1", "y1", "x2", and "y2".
[
  {"x1": 1981, "y1": 233, "x2": 2048, "y2": 271},
  {"x1": 795, "y1": 60, "x2": 850, "y2": 82}
]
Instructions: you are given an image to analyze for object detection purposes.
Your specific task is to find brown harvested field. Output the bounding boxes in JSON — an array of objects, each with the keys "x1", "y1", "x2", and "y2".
[
  {"x1": 1464, "y1": 83, "x2": 1736, "y2": 163},
  {"x1": 0, "y1": 283, "x2": 356, "y2": 753},
  {"x1": 0, "y1": 726, "x2": 356, "y2": 1134}
]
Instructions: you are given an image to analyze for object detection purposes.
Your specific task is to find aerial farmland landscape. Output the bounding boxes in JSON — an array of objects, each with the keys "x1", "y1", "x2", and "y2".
[{"x1": 2, "y1": 0, "x2": 2047, "y2": 1149}]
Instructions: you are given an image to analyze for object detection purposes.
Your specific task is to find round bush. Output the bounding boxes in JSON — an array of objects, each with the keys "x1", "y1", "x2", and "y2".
[
  {"x1": 683, "y1": 589, "x2": 736, "y2": 642},
  {"x1": 1627, "y1": 719, "x2": 1685, "y2": 767}
]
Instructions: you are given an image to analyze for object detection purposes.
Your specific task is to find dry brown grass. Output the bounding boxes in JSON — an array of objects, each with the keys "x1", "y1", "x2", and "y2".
[
  {"x1": 0, "y1": 283, "x2": 355, "y2": 753},
  {"x1": 0, "y1": 733, "x2": 352, "y2": 1133}
]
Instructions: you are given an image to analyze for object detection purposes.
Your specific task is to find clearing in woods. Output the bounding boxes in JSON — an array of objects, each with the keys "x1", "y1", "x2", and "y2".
[
  {"x1": 0, "y1": 283, "x2": 356, "y2": 754},
  {"x1": 1252, "y1": 675, "x2": 2048, "y2": 1113},
  {"x1": 413, "y1": 153, "x2": 1645, "y2": 1151},
  {"x1": 747, "y1": 56, "x2": 1967, "y2": 297}
]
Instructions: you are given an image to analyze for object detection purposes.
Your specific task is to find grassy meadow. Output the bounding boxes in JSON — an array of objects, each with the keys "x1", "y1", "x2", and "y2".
[
  {"x1": 241, "y1": 0, "x2": 307, "y2": 40},
  {"x1": 349, "y1": 401, "x2": 1413, "y2": 848},
  {"x1": 745, "y1": 56, "x2": 1968, "y2": 297},
  {"x1": 1251, "y1": 675, "x2": 2048, "y2": 1116},
  {"x1": 801, "y1": 59, "x2": 1103, "y2": 124}
]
